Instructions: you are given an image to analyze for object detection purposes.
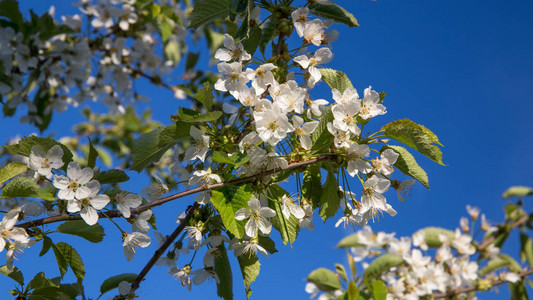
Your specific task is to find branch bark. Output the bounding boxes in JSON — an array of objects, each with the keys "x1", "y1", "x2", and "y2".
[
  {"x1": 16, "y1": 155, "x2": 334, "y2": 229},
  {"x1": 130, "y1": 202, "x2": 200, "y2": 292},
  {"x1": 433, "y1": 268, "x2": 533, "y2": 299}
]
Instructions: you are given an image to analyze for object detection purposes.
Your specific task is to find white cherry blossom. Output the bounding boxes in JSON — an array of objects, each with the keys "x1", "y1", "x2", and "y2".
[
  {"x1": 292, "y1": 115, "x2": 318, "y2": 150},
  {"x1": 280, "y1": 195, "x2": 305, "y2": 220},
  {"x1": 123, "y1": 231, "x2": 151, "y2": 261},
  {"x1": 346, "y1": 142, "x2": 372, "y2": 176},
  {"x1": 133, "y1": 209, "x2": 152, "y2": 233},
  {"x1": 66, "y1": 181, "x2": 109, "y2": 225},
  {"x1": 371, "y1": 149, "x2": 399, "y2": 176},
  {"x1": 183, "y1": 126, "x2": 209, "y2": 162},
  {"x1": 235, "y1": 197, "x2": 276, "y2": 237},
  {"x1": 214, "y1": 34, "x2": 251, "y2": 62},
  {"x1": 254, "y1": 102, "x2": 294, "y2": 146},
  {"x1": 53, "y1": 162, "x2": 95, "y2": 200},
  {"x1": 359, "y1": 86, "x2": 386, "y2": 119},
  {"x1": 116, "y1": 193, "x2": 142, "y2": 218},
  {"x1": 28, "y1": 145, "x2": 64, "y2": 178}
]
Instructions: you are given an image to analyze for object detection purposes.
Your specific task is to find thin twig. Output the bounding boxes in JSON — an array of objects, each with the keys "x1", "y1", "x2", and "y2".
[
  {"x1": 130, "y1": 202, "x2": 200, "y2": 292},
  {"x1": 433, "y1": 268, "x2": 533, "y2": 299},
  {"x1": 16, "y1": 155, "x2": 334, "y2": 229},
  {"x1": 477, "y1": 215, "x2": 529, "y2": 250}
]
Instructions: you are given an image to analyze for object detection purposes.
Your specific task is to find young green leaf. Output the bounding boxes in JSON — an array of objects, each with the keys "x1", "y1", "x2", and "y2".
[
  {"x1": 502, "y1": 186, "x2": 533, "y2": 199},
  {"x1": 309, "y1": 3, "x2": 359, "y2": 27},
  {"x1": 337, "y1": 234, "x2": 363, "y2": 248},
  {"x1": 27, "y1": 272, "x2": 57, "y2": 291},
  {"x1": 56, "y1": 220, "x2": 105, "y2": 243},
  {"x1": 214, "y1": 245, "x2": 233, "y2": 300},
  {"x1": 318, "y1": 68, "x2": 354, "y2": 93},
  {"x1": 372, "y1": 280, "x2": 388, "y2": 300},
  {"x1": 0, "y1": 265, "x2": 24, "y2": 286},
  {"x1": 381, "y1": 119, "x2": 445, "y2": 165},
  {"x1": 95, "y1": 169, "x2": 130, "y2": 184},
  {"x1": 99, "y1": 273, "x2": 137, "y2": 295},
  {"x1": 1, "y1": 176, "x2": 39, "y2": 198},
  {"x1": 520, "y1": 234, "x2": 533, "y2": 268},
  {"x1": 346, "y1": 281, "x2": 359, "y2": 300},
  {"x1": 182, "y1": 111, "x2": 223, "y2": 123},
  {"x1": 413, "y1": 227, "x2": 455, "y2": 248},
  {"x1": 363, "y1": 254, "x2": 404, "y2": 281},
  {"x1": 211, "y1": 184, "x2": 252, "y2": 239},
  {"x1": 380, "y1": 145, "x2": 429, "y2": 189},
  {"x1": 0, "y1": 162, "x2": 28, "y2": 184},
  {"x1": 268, "y1": 185, "x2": 300, "y2": 246},
  {"x1": 190, "y1": 0, "x2": 233, "y2": 28},
  {"x1": 39, "y1": 236, "x2": 53, "y2": 257},
  {"x1": 319, "y1": 171, "x2": 340, "y2": 221},
  {"x1": 238, "y1": 254, "x2": 260, "y2": 299},
  {"x1": 87, "y1": 138, "x2": 98, "y2": 169},
  {"x1": 311, "y1": 107, "x2": 333, "y2": 151},
  {"x1": 307, "y1": 268, "x2": 341, "y2": 292},
  {"x1": 302, "y1": 166, "x2": 322, "y2": 208}
]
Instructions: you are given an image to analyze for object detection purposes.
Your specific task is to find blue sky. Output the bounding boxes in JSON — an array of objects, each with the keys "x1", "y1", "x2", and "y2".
[{"x1": 1, "y1": 0, "x2": 532, "y2": 299}]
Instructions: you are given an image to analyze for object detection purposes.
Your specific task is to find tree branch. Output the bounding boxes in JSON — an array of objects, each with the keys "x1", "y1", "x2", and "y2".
[
  {"x1": 477, "y1": 215, "x2": 529, "y2": 250},
  {"x1": 433, "y1": 268, "x2": 533, "y2": 299},
  {"x1": 129, "y1": 202, "x2": 200, "y2": 292},
  {"x1": 16, "y1": 155, "x2": 334, "y2": 229}
]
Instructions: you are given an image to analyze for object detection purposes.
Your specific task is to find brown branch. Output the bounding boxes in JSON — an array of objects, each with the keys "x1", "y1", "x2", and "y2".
[
  {"x1": 130, "y1": 202, "x2": 200, "y2": 292},
  {"x1": 477, "y1": 215, "x2": 529, "y2": 250},
  {"x1": 16, "y1": 155, "x2": 334, "y2": 229},
  {"x1": 433, "y1": 268, "x2": 533, "y2": 299}
]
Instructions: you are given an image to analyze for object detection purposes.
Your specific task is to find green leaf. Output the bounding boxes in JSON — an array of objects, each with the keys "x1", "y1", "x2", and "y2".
[
  {"x1": 381, "y1": 145, "x2": 429, "y2": 189},
  {"x1": 258, "y1": 236, "x2": 278, "y2": 254},
  {"x1": 268, "y1": 185, "x2": 300, "y2": 246},
  {"x1": 56, "y1": 220, "x2": 105, "y2": 243},
  {"x1": 0, "y1": 0, "x2": 23, "y2": 28},
  {"x1": 0, "y1": 162, "x2": 28, "y2": 184},
  {"x1": 510, "y1": 281, "x2": 529, "y2": 300},
  {"x1": 242, "y1": 26, "x2": 262, "y2": 55},
  {"x1": 28, "y1": 286, "x2": 60, "y2": 300},
  {"x1": 95, "y1": 169, "x2": 130, "y2": 184},
  {"x1": 372, "y1": 280, "x2": 388, "y2": 300},
  {"x1": 130, "y1": 122, "x2": 191, "y2": 172},
  {"x1": 164, "y1": 40, "x2": 181, "y2": 64},
  {"x1": 214, "y1": 245, "x2": 233, "y2": 300},
  {"x1": 500, "y1": 254, "x2": 523, "y2": 273},
  {"x1": 190, "y1": 0, "x2": 233, "y2": 28},
  {"x1": 0, "y1": 265, "x2": 24, "y2": 286},
  {"x1": 318, "y1": 68, "x2": 354, "y2": 93},
  {"x1": 259, "y1": 19, "x2": 276, "y2": 56},
  {"x1": 381, "y1": 119, "x2": 445, "y2": 165},
  {"x1": 87, "y1": 138, "x2": 98, "y2": 169},
  {"x1": 39, "y1": 236, "x2": 53, "y2": 257},
  {"x1": 307, "y1": 268, "x2": 341, "y2": 292},
  {"x1": 27, "y1": 272, "x2": 57, "y2": 291},
  {"x1": 191, "y1": 82, "x2": 214, "y2": 110},
  {"x1": 502, "y1": 186, "x2": 533, "y2": 199},
  {"x1": 212, "y1": 151, "x2": 248, "y2": 166},
  {"x1": 520, "y1": 234, "x2": 533, "y2": 268},
  {"x1": 185, "y1": 52, "x2": 200, "y2": 71},
  {"x1": 309, "y1": 3, "x2": 359, "y2": 27},
  {"x1": 1, "y1": 176, "x2": 39, "y2": 198},
  {"x1": 337, "y1": 234, "x2": 364, "y2": 248},
  {"x1": 182, "y1": 111, "x2": 223, "y2": 123},
  {"x1": 51, "y1": 242, "x2": 85, "y2": 282},
  {"x1": 363, "y1": 254, "x2": 404, "y2": 281},
  {"x1": 3, "y1": 136, "x2": 73, "y2": 168},
  {"x1": 311, "y1": 106, "x2": 333, "y2": 151},
  {"x1": 99, "y1": 273, "x2": 137, "y2": 295},
  {"x1": 237, "y1": 254, "x2": 260, "y2": 299},
  {"x1": 37, "y1": 186, "x2": 56, "y2": 201},
  {"x1": 347, "y1": 281, "x2": 359, "y2": 300},
  {"x1": 414, "y1": 227, "x2": 455, "y2": 248},
  {"x1": 211, "y1": 184, "x2": 252, "y2": 239},
  {"x1": 235, "y1": 12, "x2": 250, "y2": 41},
  {"x1": 302, "y1": 166, "x2": 322, "y2": 208},
  {"x1": 480, "y1": 256, "x2": 513, "y2": 277},
  {"x1": 50, "y1": 242, "x2": 68, "y2": 277},
  {"x1": 335, "y1": 264, "x2": 347, "y2": 282},
  {"x1": 230, "y1": 0, "x2": 248, "y2": 14},
  {"x1": 319, "y1": 170, "x2": 340, "y2": 221}
]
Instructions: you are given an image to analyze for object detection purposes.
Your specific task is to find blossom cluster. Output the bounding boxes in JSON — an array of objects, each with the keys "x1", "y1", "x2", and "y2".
[
  {"x1": 306, "y1": 206, "x2": 524, "y2": 300},
  {"x1": 0, "y1": 0, "x2": 188, "y2": 125}
]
